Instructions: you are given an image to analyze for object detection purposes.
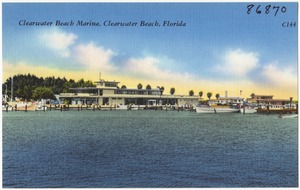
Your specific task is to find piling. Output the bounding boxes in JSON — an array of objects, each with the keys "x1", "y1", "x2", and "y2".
[
  {"x1": 60, "y1": 105, "x2": 63, "y2": 112},
  {"x1": 243, "y1": 107, "x2": 245, "y2": 115},
  {"x1": 6, "y1": 106, "x2": 8, "y2": 112},
  {"x1": 214, "y1": 108, "x2": 217, "y2": 113},
  {"x1": 81, "y1": 105, "x2": 83, "y2": 110},
  {"x1": 15, "y1": 105, "x2": 17, "y2": 111},
  {"x1": 25, "y1": 105, "x2": 27, "y2": 112},
  {"x1": 50, "y1": 104, "x2": 52, "y2": 111},
  {"x1": 93, "y1": 105, "x2": 95, "y2": 111},
  {"x1": 114, "y1": 105, "x2": 116, "y2": 110}
]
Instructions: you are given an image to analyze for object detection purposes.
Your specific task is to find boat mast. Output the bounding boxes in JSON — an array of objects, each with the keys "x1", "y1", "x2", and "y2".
[
  {"x1": 11, "y1": 76, "x2": 13, "y2": 103},
  {"x1": 5, "y1": 83, "x2": 8, "y2": 102}
]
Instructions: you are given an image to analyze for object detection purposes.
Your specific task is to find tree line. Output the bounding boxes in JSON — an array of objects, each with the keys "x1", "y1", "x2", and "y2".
[
  {"x1": 2, "y1": 74, "x2": 222, "y2": 102},
  {"x1": 2, "y1": 74, "x2": 95, "y2": 101}
]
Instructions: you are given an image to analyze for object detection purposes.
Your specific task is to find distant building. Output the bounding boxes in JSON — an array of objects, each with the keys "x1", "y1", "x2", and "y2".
[
  {"x1": 247, "y1": 94, "x2": 291, "y2": 105},
  {"x1": 59, "y1": 79, "x2": 199, "y2": 106},
  {"x1": 246, "y1": 94, "x2": 295, "y2": 109}
]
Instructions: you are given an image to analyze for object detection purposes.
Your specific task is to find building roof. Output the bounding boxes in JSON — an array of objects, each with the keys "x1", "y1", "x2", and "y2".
[
  {"x1": 247, "y1": 98, "x2": 291, "y2": 102},
  {"x1": 69, "y1": 87, "x2": 162, "y2": 92},
  {"x1": 252, "y1": 95, "x2": 274, "y2": 97},
  {"x1": 118, "y1": 88, "x2": 161, "y2": 92},
  {"x1": 70, "y1": 87, "x2": 98, "y2": 90}
]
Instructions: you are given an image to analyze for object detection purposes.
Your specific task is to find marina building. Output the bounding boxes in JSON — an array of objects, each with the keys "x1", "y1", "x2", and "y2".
[
  {"x1": 59, "y1": 78, "x2": 199, "y2": 107},
  {"x1": 246, "y1": 94, "x2": 295, "y2": 109}
]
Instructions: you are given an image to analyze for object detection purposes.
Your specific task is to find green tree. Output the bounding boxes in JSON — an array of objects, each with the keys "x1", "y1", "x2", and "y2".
[
  {"x1": 121, "y1": 85, "x2": 127, "y2": 89},
  {"x1": 216, "y1": 93, "x2": 220, "y2": 99},
  {"x1": 170, "y1": 87, "x2": 175, "y2": 95},
  {"x1": 32, "y1": 86, "x2": 54, "y2": 100},
  {"x1": 146, "y1": 84, "x2": 152, "y2": 90},
  {"x1": 137, "y1": 83, "x2": 143, "y2": 89},
  {"x1": 189, "y1": 90, "x2": 194, "y2": 96},
  {"x1": 199, "y1": 91, "x2": 203, "y2": 98},
  {"x1": 157, "y1": 86, "x2": 165, "y2": 95},
  {"x1": 207, "y1": 92, "x2": 212, "y2": 100},
  {"x1": 250, "y1": 93, "x2": 255, "y2": 99}
]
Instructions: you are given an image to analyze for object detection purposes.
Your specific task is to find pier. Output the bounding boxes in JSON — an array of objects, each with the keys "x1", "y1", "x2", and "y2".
[{"x1": 2, "y1": 104, "x2": 198, "y2": 112}]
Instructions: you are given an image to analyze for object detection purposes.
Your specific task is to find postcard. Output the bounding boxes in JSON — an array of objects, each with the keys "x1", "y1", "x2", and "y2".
[{"x1": 2, "y1": 1, "x2": 298, "y2": 188}]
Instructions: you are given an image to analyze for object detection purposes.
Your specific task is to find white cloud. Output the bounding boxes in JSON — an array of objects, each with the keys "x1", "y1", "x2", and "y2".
[
  {"x1": 215, "y1": 49, "x2": 259, "y2": 78},
  {"x1": 40, "y1": 29, "x2": 77, "y2": 57},
  {"x1": 261, "y1": 63, "x2": 297, "y2": 88},
  {"x1": 124, "y1": 56, "x2": 193, "y2": 82},
  {"x1": 73, "y1": 42, "x2": 115, "y2": 72}
]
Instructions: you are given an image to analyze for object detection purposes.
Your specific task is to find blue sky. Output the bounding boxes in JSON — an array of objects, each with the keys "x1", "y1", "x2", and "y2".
[{"x1": 2, "y1": 3, "x2": 298, "y2": 98}]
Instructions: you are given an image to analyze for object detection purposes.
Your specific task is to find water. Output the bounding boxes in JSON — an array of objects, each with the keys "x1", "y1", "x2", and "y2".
[{"x1": 2, "y1": 110, "x2": 298, "y2": 187}]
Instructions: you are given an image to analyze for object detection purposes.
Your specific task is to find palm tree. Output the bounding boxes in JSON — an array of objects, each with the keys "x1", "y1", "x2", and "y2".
[
  {"x1": 207, "y1": 92, "x2": 212, "y2": 100},
  {"x1": 160, "y1": 86, "x2": 165, "y2": 94},
  {"x1": 170, "y1": 87, "x2": 175, "y2": 95},
  {"x1": 157, "y1": 86, "x2": 165, "y2": 95},
  {"x1": 121, "y1": 85, "x2": 127, "y2": 89},
  {"x1": 146, "y1": 84, "x2": 152, "y2": 90},
  {"x1": 250, "y1": 93, "x2": 255, "y2": 99},
  {"x1": 189, "y1": 90, "x2": 194, "y2": 96},
  {"x1": 137, "y1": 83, "x2": 143, "y2": 89},
  {"x1": 216, "y1": 93, "x2": 220, "y2": 99},
  {"x1": 199, "y1": 91, "x2": 203, "y2": 98}
]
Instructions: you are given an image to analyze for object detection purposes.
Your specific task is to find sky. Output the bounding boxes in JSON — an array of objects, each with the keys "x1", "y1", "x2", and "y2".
[{"x1": 2, "y1": 2, "x2": 298, "y2": 99}]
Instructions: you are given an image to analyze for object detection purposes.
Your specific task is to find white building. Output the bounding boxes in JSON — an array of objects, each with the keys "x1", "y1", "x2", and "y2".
[{"x1": 59, "y1": 79, "x2": 199, "y2": 106}]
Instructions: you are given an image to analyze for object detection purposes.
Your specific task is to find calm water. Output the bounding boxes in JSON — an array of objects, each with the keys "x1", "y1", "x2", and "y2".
[{"x1": 2, "y1": 110, "x2": 298, "y2": 187}]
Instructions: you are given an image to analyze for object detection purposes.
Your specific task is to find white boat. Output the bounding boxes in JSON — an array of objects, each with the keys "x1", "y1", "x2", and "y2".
[
  {"x1": 195, "y1": 106, "x2": 240, "y2": 113},
  {"x1": 35, "y1": 101, "x2": 47, "y2": 111},
  {"x1": 116, "y1": 105, "x2": 129, "y2": 110},
  {"x1": 129, "y1": 105, "x2": 145, "y2": 110},
  {"x1": 2, "y1": 105, "x2": 13, "y2": 111},
  {"x1": 278, "y1": 114, "x2": 298, "y2": 119},
  {"x1": 240, "y1": 107, "x2": 257, "y2": 113}
]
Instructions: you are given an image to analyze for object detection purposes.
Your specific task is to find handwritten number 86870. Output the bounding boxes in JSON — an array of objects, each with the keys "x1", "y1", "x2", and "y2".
[{"x1": 247, "y1": 4, "x2": 287, "y2": 16}]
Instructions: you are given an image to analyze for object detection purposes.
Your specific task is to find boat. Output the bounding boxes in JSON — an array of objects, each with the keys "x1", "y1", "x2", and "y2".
[
  {"x1": 129, "y1": 105, "x2": 145, "y2": 110},
  {"x1": 195, "y1": 105, "x2": 240, "y2": 113},
  {"x1": 35, "y1": 101, "x2": 47, "y2": 111},
  {"x1": 278, "y1": 114, "x2": 298, "y2": 119},
  {"x1": 116, "y1": 105, "x2": 129, "y2": 110},
  {"x1": 240, "y1": 106, "x2": 257, "y2": 113},
  {"x1": 2, "y1": 105, "x2": 13, "y2": 111}
]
